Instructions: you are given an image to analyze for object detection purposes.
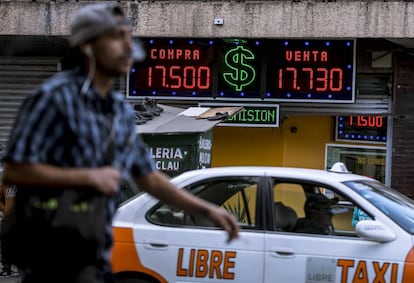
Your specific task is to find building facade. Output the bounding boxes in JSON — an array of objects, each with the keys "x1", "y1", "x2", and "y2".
[{"x1": 1, "y1": 0, "x2": 414, "y2": 197}]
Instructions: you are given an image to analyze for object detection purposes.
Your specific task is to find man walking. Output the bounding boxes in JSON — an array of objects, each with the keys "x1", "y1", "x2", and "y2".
[{"x1": 2, "y1": 4, "x2": 239, "y2": 283}]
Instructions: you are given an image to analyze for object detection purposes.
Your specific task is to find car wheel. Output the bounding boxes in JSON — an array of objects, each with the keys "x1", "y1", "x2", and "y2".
[
  {"x1": 116, "y1": 278, "x2": 153, "y2": 283},
  {"x1": 116, "y1": 278, "x2": 152, "y2": 283},
  {"x1": 115, "y1": 275, "x2": 156, "y2": 283}
]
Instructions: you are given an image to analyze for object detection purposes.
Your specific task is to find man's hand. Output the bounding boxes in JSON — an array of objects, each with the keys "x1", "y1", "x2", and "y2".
[
  {"x1": 206, "y1": 205, "x2": 240, "y2": 243},
  {"x1": 88, "y1": 167, "x2": 121, "y2": 195}
]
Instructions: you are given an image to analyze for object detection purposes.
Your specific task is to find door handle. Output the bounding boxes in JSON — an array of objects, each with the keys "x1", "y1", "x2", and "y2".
[
  {"x1": 144, "y1": 240, "x2": 169, "y2": 249},
  {"x1": 270, "y1": 247, "x2": 296, "y2": 258}
]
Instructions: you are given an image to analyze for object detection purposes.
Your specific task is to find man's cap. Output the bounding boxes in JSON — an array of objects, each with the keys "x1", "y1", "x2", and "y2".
[
  {"x1": 305, "y1": 194, "x2": 338, "y2": 212},
  {"x1": 69, "y1": 3, "x2": 132, "y2": 47}
]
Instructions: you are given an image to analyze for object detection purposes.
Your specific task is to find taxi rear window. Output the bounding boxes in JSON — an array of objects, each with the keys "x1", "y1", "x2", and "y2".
[{"x1": 149, "y1": 177, "x2": 260, "y2": 229}]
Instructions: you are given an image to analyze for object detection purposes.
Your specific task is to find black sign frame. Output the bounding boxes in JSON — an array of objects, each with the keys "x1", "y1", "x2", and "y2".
[
  {"x1": 335, "y1": 115, "x2": 387, "y2": 144},
  {"x1": 127, "y1": 38, "x2": 356, "y2": 103}
]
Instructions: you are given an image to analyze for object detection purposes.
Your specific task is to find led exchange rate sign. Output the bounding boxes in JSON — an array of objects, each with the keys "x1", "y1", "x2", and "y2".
[
  {"x1": 128, "y1": 38, "x2": 215, "y2": 98},
  {"x1": 216, "y1": 39, "x2": 262, "y2": 100},
  {"x1": 265, "y1": 39, "x2": 355, "y2": 102},
  {"x1": 336, "y1": 115, "x2": 387, "y2": 143},
  {"x1": 128, "y1": 38, "x2": 356, "y2": 103}
]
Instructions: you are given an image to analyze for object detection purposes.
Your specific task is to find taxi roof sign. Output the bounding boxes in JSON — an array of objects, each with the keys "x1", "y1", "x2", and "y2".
[{"x1": 328, "y1": 162, "x2": 351, "y2": 174}]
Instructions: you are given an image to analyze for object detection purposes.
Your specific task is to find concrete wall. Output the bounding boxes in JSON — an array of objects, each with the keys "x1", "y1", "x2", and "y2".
[{"x1": 1, "y1": 0, "x2": 414, "y2": 38}]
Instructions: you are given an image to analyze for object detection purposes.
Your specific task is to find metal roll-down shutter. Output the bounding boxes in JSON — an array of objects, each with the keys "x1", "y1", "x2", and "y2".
[{"x1": 0, "y1": 57, "x2": 60, "y2": 149}]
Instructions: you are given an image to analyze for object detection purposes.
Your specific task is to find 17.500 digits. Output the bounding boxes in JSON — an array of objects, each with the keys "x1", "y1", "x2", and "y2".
[{"x1": 148, "y1": 65, "x2": 211, "y2": 90}]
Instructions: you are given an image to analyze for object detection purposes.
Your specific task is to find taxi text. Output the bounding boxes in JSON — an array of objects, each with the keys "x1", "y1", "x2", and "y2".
[
  {"x1": 338, "y1": 259, "x2": 398, "y2": 283},
  {"x1": 176, "y1": 248, "x2": 236, "y2": 279}
]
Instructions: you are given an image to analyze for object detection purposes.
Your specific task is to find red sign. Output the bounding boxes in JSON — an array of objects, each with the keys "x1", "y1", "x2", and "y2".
[
  {"x1": 336, "y1": 115, "x2": 387, "y2": 143},
  {"x1": 129, "y1": 38, "x2": 214, "y2": 98}
]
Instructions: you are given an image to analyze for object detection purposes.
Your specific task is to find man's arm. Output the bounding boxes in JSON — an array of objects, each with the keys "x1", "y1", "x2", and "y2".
[
  {"x1": 134, "y1": 170, "x2": 239, "y2": 243},
  {"x1": 3, "y1": 162, "x2": 121, "y2": 196}
]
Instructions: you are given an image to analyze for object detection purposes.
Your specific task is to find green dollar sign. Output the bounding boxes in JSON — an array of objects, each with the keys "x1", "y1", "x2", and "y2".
[{"x1": 223, "y1": 46, "x2": 257, "y2": 91}]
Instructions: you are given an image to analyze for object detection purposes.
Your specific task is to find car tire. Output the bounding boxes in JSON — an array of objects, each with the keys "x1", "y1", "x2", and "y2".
[
  {"x1": 115, "y1": 276, "x2": 155, "y2": 283},
  {"x1": 118, "y1": 280, "x2": 150, "y2": 283}
]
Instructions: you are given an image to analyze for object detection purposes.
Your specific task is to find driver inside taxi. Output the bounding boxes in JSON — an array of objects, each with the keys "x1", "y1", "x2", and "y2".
[{"x1": 293, "y1": 194, "x2": 338, "y2": 235}]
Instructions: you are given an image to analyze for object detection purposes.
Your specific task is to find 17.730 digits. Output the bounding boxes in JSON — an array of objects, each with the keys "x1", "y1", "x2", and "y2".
[{"x1": 277, "y1": 67, "x2": 343, "y2": 92}]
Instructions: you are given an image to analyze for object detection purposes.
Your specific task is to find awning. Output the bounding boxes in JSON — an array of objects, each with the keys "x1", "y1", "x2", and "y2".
[{"x1": 136, "y1": 104, "x2": 243, "y2": 134}]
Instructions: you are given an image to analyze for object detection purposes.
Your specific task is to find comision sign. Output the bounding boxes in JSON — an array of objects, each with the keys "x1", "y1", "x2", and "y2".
[{"x1": 200, "y1": 103, "x2": 279, "y2": 127}]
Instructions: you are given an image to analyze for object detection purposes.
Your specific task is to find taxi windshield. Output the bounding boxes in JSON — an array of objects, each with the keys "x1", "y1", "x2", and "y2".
[{"x1": 345, "y1": 180, "x2": 414, "y2": 234}]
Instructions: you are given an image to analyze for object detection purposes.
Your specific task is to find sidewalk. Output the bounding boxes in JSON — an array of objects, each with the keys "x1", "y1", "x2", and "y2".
[
  {"x1": 0, "y1": 265, "x2": 19, "y2": 283},
  {"x1": 0, "y1": 273, "x2": 19, "y2": 283},
  {"x1": 0, "y1": 234, "x2": 20, "y2": 283}
]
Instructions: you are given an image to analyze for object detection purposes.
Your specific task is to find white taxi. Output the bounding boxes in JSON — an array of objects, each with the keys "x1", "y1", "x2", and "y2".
[{"x1": 111, "y1": 163, "x2": 414, "y2": 283}]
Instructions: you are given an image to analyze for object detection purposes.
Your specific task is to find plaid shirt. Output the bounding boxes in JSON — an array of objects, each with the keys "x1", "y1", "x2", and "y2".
[{"x1": 3, "y1": 67, "x2": 156, "y2": 279}]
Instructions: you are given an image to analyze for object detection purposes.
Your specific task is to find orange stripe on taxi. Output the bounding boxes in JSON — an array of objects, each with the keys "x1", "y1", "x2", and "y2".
[
  {"x1": 402, "y1": 247, "x2": 414, "y2": 282},
  {"x1": 111, "y1": 227, "x2": 167, "y2": 283}
]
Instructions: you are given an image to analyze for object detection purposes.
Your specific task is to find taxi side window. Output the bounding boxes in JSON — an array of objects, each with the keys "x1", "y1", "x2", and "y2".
[
  {"x1": 323, "y1": 188, "x2": 373, "y2": 236},
  {"x1": 222, "y1": 184, "x2": 257, "y2": 228},
  {"x1": 149, "y1": 177, "x2": 259, "y2": 229},
  {"x1": 273, "y1": 182, "x2": 360, "y2": 236}
]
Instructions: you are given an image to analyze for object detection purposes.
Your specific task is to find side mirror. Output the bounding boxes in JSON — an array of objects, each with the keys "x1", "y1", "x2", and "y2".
[{"x1": 355, "y1": 220, "x2": 396, "y2": 243}]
